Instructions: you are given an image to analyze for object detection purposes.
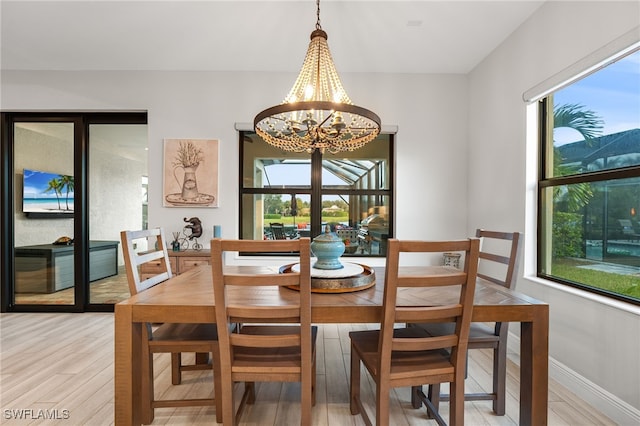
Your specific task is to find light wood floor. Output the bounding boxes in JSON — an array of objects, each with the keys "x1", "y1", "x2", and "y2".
[{"x1": 1, "y1": 313, "x2": 615, "y2": 425}]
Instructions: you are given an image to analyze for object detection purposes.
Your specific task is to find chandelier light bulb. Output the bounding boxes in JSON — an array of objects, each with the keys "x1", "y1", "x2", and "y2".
[{"x1": 305, "y1": 85, "x2": 315, "y2": 100}]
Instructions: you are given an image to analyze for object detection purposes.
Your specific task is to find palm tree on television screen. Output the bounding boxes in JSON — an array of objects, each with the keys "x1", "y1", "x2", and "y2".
[
  {"x1": 44, "y1": 178, "x2": 63, "y2": 211},
  {"x1": 59, "y1": 175, "x2": 74, "y2": 211}
]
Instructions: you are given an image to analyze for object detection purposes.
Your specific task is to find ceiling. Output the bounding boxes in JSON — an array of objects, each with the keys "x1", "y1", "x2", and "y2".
[{"x1": 1, "y1": 0, "x2": 545, "y2": 74}]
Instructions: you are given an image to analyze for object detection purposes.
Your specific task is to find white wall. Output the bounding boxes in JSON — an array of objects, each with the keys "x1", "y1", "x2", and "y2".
[
  {"x1": 467, "y1": 1, "x2": 640, "y2": 424},
  {"x1": 1, "y1": 71, "x2": 469, "y2": 254}
]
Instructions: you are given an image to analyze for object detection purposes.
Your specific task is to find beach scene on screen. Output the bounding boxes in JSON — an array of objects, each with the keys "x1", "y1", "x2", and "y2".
[{"x1": 22, "y1": 169, "x2": 74, "y2": 213}]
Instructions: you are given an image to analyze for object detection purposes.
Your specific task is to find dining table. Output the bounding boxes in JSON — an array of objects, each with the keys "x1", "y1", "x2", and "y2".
[{"x1": 114, "y1": 264, "x2": 549, "y2": 425}]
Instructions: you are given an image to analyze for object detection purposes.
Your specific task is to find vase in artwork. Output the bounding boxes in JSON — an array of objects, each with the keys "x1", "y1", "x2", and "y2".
[{"x1": 174, "y1": 165, "x2": 199, "y2": 200}]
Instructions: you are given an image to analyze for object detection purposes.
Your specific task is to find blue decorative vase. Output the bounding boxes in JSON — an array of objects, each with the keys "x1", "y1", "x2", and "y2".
[{"x1": 311, "y1": 225, "x2": 345, "y2": 270}]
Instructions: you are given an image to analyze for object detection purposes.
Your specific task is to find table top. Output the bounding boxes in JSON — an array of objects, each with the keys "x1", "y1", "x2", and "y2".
[{"x1": 117, "y1": 264, "x2": 548, "y2": 324}]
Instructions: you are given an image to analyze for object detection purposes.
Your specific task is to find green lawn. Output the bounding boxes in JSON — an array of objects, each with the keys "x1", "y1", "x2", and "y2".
[
  {"x1": 264, "y1": 215, "x2": 349, "y2": 227},
  {"x1": 552, "y1": 258, "x2": 640, "y2": 300}
]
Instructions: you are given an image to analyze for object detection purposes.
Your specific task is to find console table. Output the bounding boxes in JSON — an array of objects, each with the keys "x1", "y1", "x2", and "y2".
[
  {"x1": 139, "y1": 249, "x2": 210, "y2": 281},
  {"x1": 15, "y1": 240, "x2": 119, "y2": 293}
]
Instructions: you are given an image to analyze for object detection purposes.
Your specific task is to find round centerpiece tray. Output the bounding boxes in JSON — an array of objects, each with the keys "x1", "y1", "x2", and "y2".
[{"x1": 280, "y1": 262, "x2": 376, "y2": 293}]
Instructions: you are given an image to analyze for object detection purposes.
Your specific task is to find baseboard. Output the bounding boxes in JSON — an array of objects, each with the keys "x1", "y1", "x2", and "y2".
[{"x1": 508, "y1": 333, "x2": 640, "y2": 425}]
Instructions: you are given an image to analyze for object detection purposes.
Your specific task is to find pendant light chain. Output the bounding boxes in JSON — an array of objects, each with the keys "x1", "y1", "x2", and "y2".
[{"x1": 316, "y1": 0, "x2": 322, "y2": 30}]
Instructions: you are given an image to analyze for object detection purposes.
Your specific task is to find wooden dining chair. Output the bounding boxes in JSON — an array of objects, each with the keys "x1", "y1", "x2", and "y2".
[
  {"x1": 210, "y1": 237, "x2": 317, "y2": 426},
  {"x1": 120, "y1": 228, "x2": 222, "y2": 424},
  {"x1": 411, "y1": 229, "x2": 521, "y2": 416},
  {"x1": 349, "y1": 238, "x2": 480, "y2": 426}
]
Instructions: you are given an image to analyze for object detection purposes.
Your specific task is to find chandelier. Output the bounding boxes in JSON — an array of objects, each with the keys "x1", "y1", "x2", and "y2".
[{"x1": 254, "y1": 0, "x2": 381, "y2": 154}]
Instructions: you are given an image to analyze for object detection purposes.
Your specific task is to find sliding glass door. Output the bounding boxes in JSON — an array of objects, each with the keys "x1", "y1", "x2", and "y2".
[
  {"x1": 1, "y1": 112, "x2": 147, "y2": 312},
  {"x1": 88, "y1": 123, "x2": 148, "y2": 305}
]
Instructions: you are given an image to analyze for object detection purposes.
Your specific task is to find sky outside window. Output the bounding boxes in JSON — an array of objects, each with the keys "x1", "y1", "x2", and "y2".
[{"x1": 554, "y1": 49, "x2": 640, "y2": 145}]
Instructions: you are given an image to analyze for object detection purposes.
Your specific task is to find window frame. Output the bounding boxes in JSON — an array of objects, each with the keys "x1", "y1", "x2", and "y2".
[
  {"x1": 537, "y1": 91, "x2": 640, "y2": 306},
  {"x1": 238, "y1": 130, "x2": 394, "y2": 255}
]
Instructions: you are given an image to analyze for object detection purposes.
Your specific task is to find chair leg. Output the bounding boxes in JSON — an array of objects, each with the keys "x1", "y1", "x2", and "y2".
[
  {"x1": 312, "y1": 359, "x2": 317, "y2": 406},
  {"x1": 493, "y1": 345, "x2": 507, "y2": 415},
  {"x1": 411, "y1": 385, "x2": 422, "y2": 409},
  {"x1": 376, "y1": 381, "x2": 390, "y2": 426},
  {"x1": 211, "y1": 347, "x2": 223, "y2": 424},
  {"x1": 301, "y1": 369, "x2": 312, "y2": 426},
  {"x1": 349, "y1": 348, "x2": 361, "y2": 415},
  {"x1": 449, "y1": 379, "x2": 464, "y2": 426},
  {"x1": 220, "y1": 371, "x2": 235, "y2": 426},
  {"x1": 427, "y1": 384, "x2": 441, "y2": 419},
  {"x1": 171, "y1": 352, "x2": 181, "y2": 385},
  {"x1": 245, "y1": 382, "x2": 256, "y2": 404}
]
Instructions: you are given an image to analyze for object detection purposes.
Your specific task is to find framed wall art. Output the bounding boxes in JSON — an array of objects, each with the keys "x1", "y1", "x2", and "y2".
[{"x1": 163, "y1": 138, "x2": 219, "y2": 207}]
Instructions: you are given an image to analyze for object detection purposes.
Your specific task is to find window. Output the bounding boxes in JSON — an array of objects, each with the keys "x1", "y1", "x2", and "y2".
[
  {"x1": 240, "y1": 131, "x2": 393, "y2": 257},
  {"x1": 538, "y1": 48, "x2": 640, "y2": 304}
]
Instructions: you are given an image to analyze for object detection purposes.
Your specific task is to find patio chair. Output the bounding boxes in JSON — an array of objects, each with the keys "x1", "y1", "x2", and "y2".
[
  {"x1": 618, "y1": 219, "x2": 640, "y2": 241},
  {"x1": 269, "y1": 223, "x2": 287, "y2": 240}
]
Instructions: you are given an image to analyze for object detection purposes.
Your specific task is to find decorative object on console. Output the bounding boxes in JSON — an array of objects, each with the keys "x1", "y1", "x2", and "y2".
[
  {"x1": 53, "y1": 236, "x2": 74, "y2": 246},
  {"x1": 443, "y1": 252, "x2": 461, "y2": 268},
  {"x1": 163, "y1": 139, "x2": 219, "y2": 207},
  {"x1": 173, "y1": 217, "x2": 204, "y2": 251},
  {"x1": 183, "y1": 217, "x2": 203, "y2": 238},
  {"x1": 253, "y1": 0, "x2": 381, "y2": 154},
  {"x1": 171, "y1": 232, "x2": 181, "y2": 252}
]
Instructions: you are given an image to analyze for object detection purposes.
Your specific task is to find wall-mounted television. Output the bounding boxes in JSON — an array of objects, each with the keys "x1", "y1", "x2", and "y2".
[{"x1": 23, "y1": 168, "x2": 74, "y2": 218}]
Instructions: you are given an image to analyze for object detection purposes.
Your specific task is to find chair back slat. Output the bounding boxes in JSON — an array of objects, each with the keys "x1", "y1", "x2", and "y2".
[
  {"x1": 392, "y1": 334, "x2": 459, "y2": 352},
  {"x1": 479, "y1": 251, "x2": 510, "y2": 265},
  {"x1": 397, "y1": 272, "x2": 468, "y2": 287},
  {"x1": 227, "y1": 306, "x2": 301, "y2": 320},
  {"x1": 395, "y1": 305, "x2": 462, "y2": 323},
  {"x1": 231, "y1": 333, "x2": 300, "y2": 348},
  {"x1": 120, "y1": 228, "x2": 173, "y2": 296},
  {"x1": 136, "y1": 249, "x2": 166, "y2": 264}
]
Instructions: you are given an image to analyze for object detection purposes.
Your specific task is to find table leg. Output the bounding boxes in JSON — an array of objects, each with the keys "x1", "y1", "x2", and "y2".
[
  {"x1": 519, "y1": 306, "x2": 549, "y2": 426},
  {"x1": 115, "y1": 304, "x2": 142, "y2": 425}
]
